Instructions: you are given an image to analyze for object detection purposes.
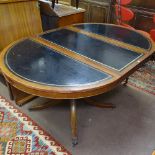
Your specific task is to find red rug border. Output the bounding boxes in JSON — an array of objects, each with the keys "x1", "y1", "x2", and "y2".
[
  {"x1": 0, "y1": 95, "x2": 72, "y2": 155},
  {"x1": 128, "y1": 82, "x2": 155, "y2": 96}
]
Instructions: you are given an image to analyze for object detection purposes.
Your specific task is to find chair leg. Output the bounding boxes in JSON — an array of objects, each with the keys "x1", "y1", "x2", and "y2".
[{"x1": 70, "y1": 99, "x2": 78, "y2": 146}]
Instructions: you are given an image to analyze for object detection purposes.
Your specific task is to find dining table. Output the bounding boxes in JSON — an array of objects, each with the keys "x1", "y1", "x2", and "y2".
[{"x1": 0, "y1": 23, "x2": 154, "y2": 146}]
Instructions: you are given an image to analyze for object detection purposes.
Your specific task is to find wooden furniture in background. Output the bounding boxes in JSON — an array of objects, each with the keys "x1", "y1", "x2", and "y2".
[
  {"x1": 0, "y1": 0, "x2": 42, "y2": 52},
  {"x1": 111, "y1": 0, "x2": 155, "y2": 32},
  {"x1": 71, "y1": 0, "x2": 112, "y2": 23},
  {"x1": 39, "y1": 0, "x2": 85, "y2": 31},
  {"x1": 150, "y1": 15, "x2": 155, "y2": 42},
  {"x1": 115, "y1": 4, "x2": 135, "y2": 29},
  {"x1": 59, "y1": 0, "x2": 71, "y2": 5},
  {"x1": 0, "y1": 0, "x2": 43, "y2": 105},
  {"x1": 114, "y1": 0, "x2": 151, "y2": 38}
]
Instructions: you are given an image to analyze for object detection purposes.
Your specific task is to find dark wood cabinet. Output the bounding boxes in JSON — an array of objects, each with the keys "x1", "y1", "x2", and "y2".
[
  {"x1": 111, "y1": 0, "x2": 155, "y2": 32},
  {"x1": 130, "y1": 0, "x2": 155, "y2": 10},
  {"x1": 72, "y1": 0, "x2": 112, "y2": 23},
  {"x1": 39, "y1": 1, "x2": 85, "y2": 31},
  {"x1": 133, "y1": 10, "x2": 155, "y2": 32},
  {"x1": 89, "y1": 3, "x2": 110, "y2": 23},
  {"x1": 77, "y1": 1, "x2": 89, "y2": 21}
]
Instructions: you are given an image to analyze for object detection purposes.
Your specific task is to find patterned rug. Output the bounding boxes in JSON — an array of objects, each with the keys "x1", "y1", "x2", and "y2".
[
  {"x1": 128, "y1": 60, "x2": 155, "y2": 95},
  {"x1": 0, "y1": 96, "x2": 71, "y2": 155}
]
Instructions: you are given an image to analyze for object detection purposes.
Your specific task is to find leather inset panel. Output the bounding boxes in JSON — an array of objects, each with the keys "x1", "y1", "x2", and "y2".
[{"x1": 5, "y1": 39, "x2": 111, "y2": 86}]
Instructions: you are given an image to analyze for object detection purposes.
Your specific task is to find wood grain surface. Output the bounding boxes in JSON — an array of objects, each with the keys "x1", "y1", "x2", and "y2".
[{"x1": 0, "y1": 0, "x2": 42, "y2": 51}]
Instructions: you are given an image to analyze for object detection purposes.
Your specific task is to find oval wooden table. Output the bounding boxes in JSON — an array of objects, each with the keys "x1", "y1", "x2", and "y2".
[{"x1": 0, "y1": 23, "x2": 155, "y2": 145}]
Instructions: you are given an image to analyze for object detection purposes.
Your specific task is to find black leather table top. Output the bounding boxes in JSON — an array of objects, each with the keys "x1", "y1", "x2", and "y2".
[
  {"x1": 41, "y1": 29, "x2": 142, "y2": 71},
  {"x1": 5, "y1": 39, "x2": 111, "y2": 86},
  {"x1": 5, "y1": 23, "x2": 151, "y2": 87},
  {"x1": 74, "y1": 24, "x2": 151, "y2": 50}
]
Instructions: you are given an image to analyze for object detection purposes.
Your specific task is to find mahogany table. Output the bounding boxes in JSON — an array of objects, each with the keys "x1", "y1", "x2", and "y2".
[{"x1": 0, "y1": 23, "x2": 154, "y2": 145}]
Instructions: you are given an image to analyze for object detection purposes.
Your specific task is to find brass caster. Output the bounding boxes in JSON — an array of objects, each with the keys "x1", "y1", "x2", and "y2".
[{"x1": 72, "y1": 137, "x2": 78, "y2": 147}]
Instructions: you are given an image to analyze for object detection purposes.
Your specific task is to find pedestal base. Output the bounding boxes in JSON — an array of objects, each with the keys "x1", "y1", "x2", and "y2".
[{"x1": 27, "y1": 97, "x2": 115, "y2": 146}]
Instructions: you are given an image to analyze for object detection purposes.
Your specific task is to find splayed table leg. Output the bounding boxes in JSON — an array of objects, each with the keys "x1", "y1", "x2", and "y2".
[{"x1": 70, "y1": 99, "x2": 78, "y2": 146}]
